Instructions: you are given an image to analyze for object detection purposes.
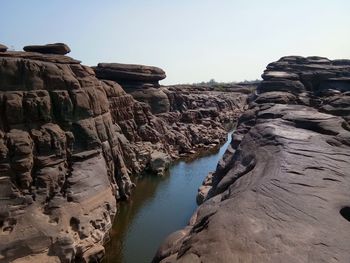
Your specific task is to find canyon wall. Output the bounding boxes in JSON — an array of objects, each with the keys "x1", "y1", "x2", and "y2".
[
  {"x1": 0, "y1": 43, "x2": 250, "y2": 262},
  {"x1": 154, "y1": 56, "x2": 350, "y2": 263}
]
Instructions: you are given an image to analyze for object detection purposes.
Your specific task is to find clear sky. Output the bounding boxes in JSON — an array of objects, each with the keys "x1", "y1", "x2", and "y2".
[{"x1": 1, "y1": 0, "x2": 349, "y2": 84}]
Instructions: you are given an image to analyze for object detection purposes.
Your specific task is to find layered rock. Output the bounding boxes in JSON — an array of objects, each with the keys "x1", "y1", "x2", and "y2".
[
  {"x1": 154, "y1": 56, "x2": 350, "y2": 263},
  {"x1": 0, "y1": 44, "x2": 251, "y2": 262},
  {"x1": 0, "y1": 46, "x2": 129, "y2": 263}
]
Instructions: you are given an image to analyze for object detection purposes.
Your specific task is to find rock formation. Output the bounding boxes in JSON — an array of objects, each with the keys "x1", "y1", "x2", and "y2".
[
  {"x1": 0, "y1": 44, "x2": 7, "y2": 52},
  {"x1": 0, "y1": 43, "x2": 250, "y2": 262},
  {"x1": 23, "y1": 43, "x2": 71, "y2": 55},
  {"x1": 154, "y1": 56, "x2": 350, "y2": 263},
  {"x1": 94, "y1": 63, "x2": 170, "y2": 114}
]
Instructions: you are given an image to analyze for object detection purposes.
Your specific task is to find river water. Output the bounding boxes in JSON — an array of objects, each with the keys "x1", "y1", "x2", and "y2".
[{"x1": 103, "y1": 132, "x2": 233, "y2": 263}]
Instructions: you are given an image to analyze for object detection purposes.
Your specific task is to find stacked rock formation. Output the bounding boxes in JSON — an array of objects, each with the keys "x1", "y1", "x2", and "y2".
[
  {"x1": 0, "y1": 44, "x2": 250, "y2": 262},
  {"x1": 154, "y1": 56, "x2": 350, "y2": 263},
  {"x1": 94, "y1": 63, "x2": 169, "y2": 114}
]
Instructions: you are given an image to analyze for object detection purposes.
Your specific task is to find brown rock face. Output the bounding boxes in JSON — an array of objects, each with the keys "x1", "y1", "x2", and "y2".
[
  {"x1": 0, "y1": 45, "x2": 251, "y2": 262},
  {"x1": 154, "y1": 56, "x2": 350, "y2": 263},
  {"x1": 23, "y1": 43, "x2": 71, "y2": 55}
]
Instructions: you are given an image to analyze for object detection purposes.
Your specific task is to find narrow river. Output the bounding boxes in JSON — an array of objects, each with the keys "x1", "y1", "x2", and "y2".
[{"x1": 103, "y1": 132, "x2": 233, "y2": 263}]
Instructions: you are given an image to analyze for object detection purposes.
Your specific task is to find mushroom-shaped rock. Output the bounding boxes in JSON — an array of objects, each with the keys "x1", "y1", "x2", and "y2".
[
  {"x1": 23, "y1": 43, "x2": 71, "y2": 55},
  {"x1": 0, "y1": 44, "x2": 8, "y2": 52},
  {"x1": 94, "y1": 63, "x2": 166, "y2": 83}
]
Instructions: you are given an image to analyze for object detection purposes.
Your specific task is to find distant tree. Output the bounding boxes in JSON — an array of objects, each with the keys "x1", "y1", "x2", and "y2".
[{"x1": 208, "y1": 78, "x2": 216, "y2": 85}]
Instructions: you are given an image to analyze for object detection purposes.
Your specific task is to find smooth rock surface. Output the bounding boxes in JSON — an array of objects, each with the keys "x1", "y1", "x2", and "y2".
[{"x1": 154, "y1": 56, "x2": 350, "y2": 263}]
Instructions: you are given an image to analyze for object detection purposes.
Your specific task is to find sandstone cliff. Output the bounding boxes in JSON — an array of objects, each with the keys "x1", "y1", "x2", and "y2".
[
  {"x1": 0, "y1": 43, "x2": 249, "y2": 262},
  {"x1": 154, "y1": 56, "x2": 350, "y2": 263}
]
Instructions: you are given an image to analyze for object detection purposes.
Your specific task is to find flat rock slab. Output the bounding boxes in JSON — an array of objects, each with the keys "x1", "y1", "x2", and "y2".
[
  {"x1": 94, "y1": 62, "x2": 166, "y2": 82},
  {"x1": 23, "y1": 43, "x2": 71, "y2": 55}
]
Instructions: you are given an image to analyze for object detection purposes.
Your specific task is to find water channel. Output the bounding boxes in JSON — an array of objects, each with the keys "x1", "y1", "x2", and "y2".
[{"x1": 104, "y1": 132, "x2": 233, "y2": 263}]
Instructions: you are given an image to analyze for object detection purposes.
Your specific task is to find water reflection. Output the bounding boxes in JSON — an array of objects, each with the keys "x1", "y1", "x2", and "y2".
[{"x1": 104, "y1": 132, "x2": 233, "y2": 263}]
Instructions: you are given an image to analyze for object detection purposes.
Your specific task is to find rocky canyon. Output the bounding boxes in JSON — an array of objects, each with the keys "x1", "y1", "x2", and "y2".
[
  {"x1": 1, "y1": 42, "x2": 349, "y2": 263},
  {"x1": 0, "y1": 43, "x2": 250, "y2": 262}
]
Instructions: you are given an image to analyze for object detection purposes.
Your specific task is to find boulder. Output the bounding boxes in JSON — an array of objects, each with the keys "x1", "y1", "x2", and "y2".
[
  {"x1": 127, "y1": 87, "x2": 170, "y2": 114},
  {"x1": 23, "y1": 43, "x2": 71, "y2": 55},
  {"x1": 149, "y1": 151, "x2": 171, "y2": 176}
]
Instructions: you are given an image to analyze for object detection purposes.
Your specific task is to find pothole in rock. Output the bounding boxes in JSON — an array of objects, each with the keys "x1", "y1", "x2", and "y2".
[{"x1": 340, "y1": 207, "x2": 350, "y2": 222}]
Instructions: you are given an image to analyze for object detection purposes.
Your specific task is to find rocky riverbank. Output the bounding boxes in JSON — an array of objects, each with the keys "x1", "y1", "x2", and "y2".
[
  {"x1": 154, "y1": 56, "x2": 350, "y2": 263},
  {"x1": 0, "y1": 43, "x2": 251, "y2": 262}
]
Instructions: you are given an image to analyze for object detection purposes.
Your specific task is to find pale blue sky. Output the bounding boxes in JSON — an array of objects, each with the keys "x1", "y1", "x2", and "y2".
[{"x1": 1, "y1": 0, "x2": 349, "y2": 84}]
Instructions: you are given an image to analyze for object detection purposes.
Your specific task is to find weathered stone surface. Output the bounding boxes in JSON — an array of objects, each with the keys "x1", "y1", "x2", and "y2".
[
  {"x1": 154, "y1": 56, "x2": 350, "y2": 263},
  {"x1": 23, "y1": 43, "x2": 71, "y2": 55},
  {"x1": 0, "y1": 44, "x2": 7, "y2": 52}
]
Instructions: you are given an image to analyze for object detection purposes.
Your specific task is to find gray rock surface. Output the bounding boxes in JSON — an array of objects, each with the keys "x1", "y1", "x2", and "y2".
[{"x1": 154, "y1": 56, "x2": 350, "y2": 263}]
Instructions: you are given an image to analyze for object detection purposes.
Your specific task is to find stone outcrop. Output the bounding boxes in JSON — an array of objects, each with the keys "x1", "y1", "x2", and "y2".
[
  {"x1": 23, "y1": 43, "x2": 71, "y2": 55},
  {"x1": 0, "y1": 43, "x2": 251, "y2": 262},
  {"x1": 154, "y1": 56, "x2": 350, "y2": 263}
]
